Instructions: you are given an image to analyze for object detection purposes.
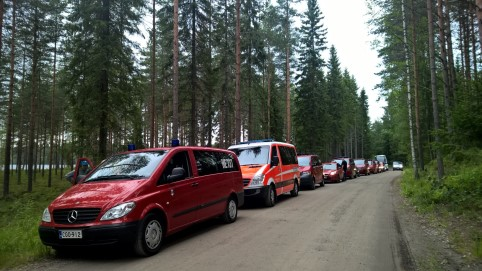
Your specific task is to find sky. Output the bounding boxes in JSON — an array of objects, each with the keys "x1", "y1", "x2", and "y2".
[{"x1": 298, "y1": 1, "x2": 386, "y2": 122}]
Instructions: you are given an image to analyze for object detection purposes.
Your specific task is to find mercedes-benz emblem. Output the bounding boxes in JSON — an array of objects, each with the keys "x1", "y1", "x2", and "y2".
[{"x1": 67, "y1": 210, "x2": 78, "y2": 223}]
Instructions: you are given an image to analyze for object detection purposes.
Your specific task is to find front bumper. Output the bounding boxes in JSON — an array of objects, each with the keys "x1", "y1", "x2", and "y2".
[
  {"x1": 243, "y1": 186, "x2": 270, "y2": 199},
  {"x1": 300, "y1": 174, "x2": 314, "y2": 187},
  {"x1": 38, "y1": 221, "x2": 139, "y2": 248}
]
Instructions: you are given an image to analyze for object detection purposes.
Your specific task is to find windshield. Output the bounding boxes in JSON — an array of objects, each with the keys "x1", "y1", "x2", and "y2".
[
  {"x1": 375, "y1": 155, "x2": 387, "y2": 163},
  {"x1": 85, "y1": 150, "x2": 169, "y2": 182},
  {"x1": 323, "y1": 163, "x2": 337, "y2": 170},
  {"x1": 298, "y1": 156, "x2": 310, "y2": 166},
  {"x1": 354, "y1": 159, "x2": 365, "y2": 165},
  {"x1": 230, "y1": 146, "x2": 270, "y2": 166}
]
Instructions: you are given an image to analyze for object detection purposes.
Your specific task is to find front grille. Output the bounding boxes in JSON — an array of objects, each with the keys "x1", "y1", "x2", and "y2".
[
  {"x1": 53, "y1": 208, "x2": 101, "y2": 224},
  {"x1": 243, "y1": 179, "x2": 251, "y2": 186}
]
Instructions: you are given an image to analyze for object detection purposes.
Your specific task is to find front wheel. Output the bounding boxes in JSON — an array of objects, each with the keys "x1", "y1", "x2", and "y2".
[
  {"x1": 222, "y1": 197, "x2": 238, "y2": 223},
  {"x1": 264, "y1": 185, "x2": 276, "y2": 207},
  {"x1": 290, "y1": 181, "x2": 299, "y2": 197},
  {"x1": 134, "y1": 213, "x2": 164, "y2": 257}
]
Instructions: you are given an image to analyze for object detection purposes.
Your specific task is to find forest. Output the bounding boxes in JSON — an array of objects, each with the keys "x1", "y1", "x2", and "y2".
[{"x1": 1, "y1": 0, "x2": 482, "y2": 198}]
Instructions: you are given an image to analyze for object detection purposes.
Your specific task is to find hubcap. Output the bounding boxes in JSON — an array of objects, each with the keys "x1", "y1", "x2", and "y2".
[
  {"x1": 145, "y1": 220, "x2": 162, "y2": 250},
  {"x1": 228, "y1": 200, "x2": 237, "y2": 219}
]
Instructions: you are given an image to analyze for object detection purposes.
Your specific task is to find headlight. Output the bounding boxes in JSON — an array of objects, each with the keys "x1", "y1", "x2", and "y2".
[
  {"x1": 42, "y1": 208, "x2": 51, "y2": 222},
  {"x1": 330, "y1": 172, "x2": 336, "y2": 175},
  {"x1": 100, "y1": 202, "x2": 136, "y2": 221},
  {"x1": 249, "y1": 174, "x2": 264, "y2": 187},
  {"x1": 300, "y1": 171, "x2": 311, "y2": 176}
]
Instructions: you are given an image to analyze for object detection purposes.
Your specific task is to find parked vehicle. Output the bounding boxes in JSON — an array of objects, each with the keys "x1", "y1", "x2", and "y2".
[
  {"x1": 297, "y1": 154, "x2": 324, "y2": 190},
  {"x1": 39, "y1": 146, "x2": 244, "y2": 256},
  {"x1": 367, "y1": 160, "x2": 378, "y2": 174},
  {"x1": 322, "y1": 162, "x2": 344, "y2": 183},
  {"x1": 332, "y1": 157, "x2": 358, "y2": 179},
  {"x1": 375, "y1": 155, "x2": 389, "y2": 171},
  {"x1": 393, "y1": 161, "x2": 404, "y2": 171},
  {"x1": 228, "y1": 139, "x2": 300, "y2": 207},
  {"x1": 354, "y1": 158, "x2": 369, "y2": 176},
  {"x1": 378, "y1": 161, "x2": 386, "y2": 172}
]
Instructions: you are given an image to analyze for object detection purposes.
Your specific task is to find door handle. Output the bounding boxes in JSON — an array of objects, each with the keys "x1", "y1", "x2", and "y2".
[{"x1": 191, "y1": 182, "x2": 199, "y2": 187}]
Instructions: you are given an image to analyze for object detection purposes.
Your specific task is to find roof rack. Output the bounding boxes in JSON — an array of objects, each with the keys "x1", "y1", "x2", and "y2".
[{"x1": 239, "y1": 138, "x2": 274, "y2": 144}]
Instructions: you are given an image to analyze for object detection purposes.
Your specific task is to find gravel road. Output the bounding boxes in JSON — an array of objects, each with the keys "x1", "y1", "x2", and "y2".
[{"x1": 11, "y1": 171, "x2": 482, "y2": 271}]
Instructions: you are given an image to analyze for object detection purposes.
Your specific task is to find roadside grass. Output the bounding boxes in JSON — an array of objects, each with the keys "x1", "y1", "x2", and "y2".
[
  {"x1": 0, "y1": 171, "x2": 71, "y2": 270},
  {"x1": 401, "y1": 148, "x2": 482, "y2": 262}
]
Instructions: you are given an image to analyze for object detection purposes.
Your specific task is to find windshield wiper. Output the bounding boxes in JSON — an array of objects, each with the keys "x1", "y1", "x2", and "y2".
[{"x1": 85, "y1": 174, "x2": 146, "y2": 182}]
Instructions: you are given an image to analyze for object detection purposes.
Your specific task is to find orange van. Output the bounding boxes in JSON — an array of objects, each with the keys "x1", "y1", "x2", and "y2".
[{"x1": 228, "y1": 139, "x2": 300, "y2": 207}]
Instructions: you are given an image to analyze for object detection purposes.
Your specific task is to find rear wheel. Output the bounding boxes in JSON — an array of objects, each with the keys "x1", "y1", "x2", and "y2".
[
  {"x1": 264, "y1": 185, "x2": 276, "y2": 207},
  {"x1": 134, "y1": 213, "x2": 164, "y2": 256},
  {"x1": 222, "y1": 197, "x2": 238, "y2": 223},
  {"x1": 309, "y1": 178, "x2": 316, "y2": 190}
]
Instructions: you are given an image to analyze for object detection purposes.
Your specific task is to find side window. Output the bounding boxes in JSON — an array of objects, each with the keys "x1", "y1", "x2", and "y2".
[
  {"x1": 218, "y1": 152, "x2": 239, "y2": 172},
  {"x1": 271, "y1": 146, "x2": 278, "y2": 161},
  {"x1": 194, "y1": 151, "x2": 219, "y2": 176},
  {"x1": 279, "y1": 146, "x2": 297, "y2": 165},
  {"x1": 159, "y1": 151, "x2": 191, "y2": 185}
]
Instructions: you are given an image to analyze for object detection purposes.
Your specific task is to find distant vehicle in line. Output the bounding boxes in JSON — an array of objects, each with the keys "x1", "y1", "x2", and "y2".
[
  {"x1": 375, "y1": 155, "x2": 388, "y2": 171},
  {"x1": 393, "y1": 161, "x2": 404, "y2": 171},
  {"x1": 298, "y1": 154, "x2": 324, "y2": 190},
  {"x1": 332, "y1": 157, "x2": 358, "y2": 179},
  {"x1": 367, "y1": 160, "x2": 378, "y2": 174},
  {"x1": 354, "y1": 158, "x2": 370, "y2": 176},
  {"x1": 322, "y1": 162, "x2": 344, "y2": 183}
]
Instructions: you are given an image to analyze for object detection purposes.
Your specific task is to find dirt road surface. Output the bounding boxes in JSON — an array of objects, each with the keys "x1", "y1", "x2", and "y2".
[{"x1": 12, "y1": 171, "x2": 480, "y2": 271}]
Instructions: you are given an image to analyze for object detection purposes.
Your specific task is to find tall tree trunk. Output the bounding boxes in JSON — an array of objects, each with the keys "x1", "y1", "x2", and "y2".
[
  {"x1": 411, "y1": 0, "x2": 423, "y2": 174},
  {"x1": 476, "y1": 0, "x2": 482, "y2": 56},
  {"x1": 284, "y1": 3, "x2": 291, "y2": 143},
  {"x1": 150, "y1": 0, "x2": 156, "y2": 148},
  {"x1": 426, "y1": 0, "x2": 444, "y2": 182},
  {"x1": 98, "y1": 0, "x2": 110, "y2": 162},
  {"x1": 437, "y1": 0, "x2": 453, "y2": 134},
  {"x1": 190, "y1": 0, "x2": 197, "y2": 145},
  {"x1": 446, "y1": 0, "x2": 456, "y2": 106},
  {"x1": 235, "y1": 0, "x2": 241, "y2": 144},
  {"x1": 48, "y1": 22, "x2": 58, "y2": 187},
  {"x1": 28, "y1": 6, "x2": 40, "y2": 192},
  {"x1": 172, "y1": 0, "x2": 180, "y2": 143},
  {"x1": 3, "y1": 0, "x2": 15, "y2": 197}
]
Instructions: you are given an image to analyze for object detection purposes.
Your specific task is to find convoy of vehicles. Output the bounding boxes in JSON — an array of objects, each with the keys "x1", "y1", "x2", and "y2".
[{"x1": 39, "y1": 140, "x2": 395, "y2": 257}]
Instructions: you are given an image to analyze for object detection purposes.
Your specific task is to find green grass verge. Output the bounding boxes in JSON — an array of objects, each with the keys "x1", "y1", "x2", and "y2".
[
  {"x1": 0, "y1": 170, "x2": 71, "y2": 269},
  {"x1": 401, "y1": 148, "x2": 482, "y2": 262}
]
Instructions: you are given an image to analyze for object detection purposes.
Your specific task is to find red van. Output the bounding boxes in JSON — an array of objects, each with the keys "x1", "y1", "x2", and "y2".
[{"x1": 38, "y1": 146, "x2": 244, "y2": 256}]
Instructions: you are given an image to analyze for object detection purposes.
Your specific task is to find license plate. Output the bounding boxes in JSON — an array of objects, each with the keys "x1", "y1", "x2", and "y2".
[{"x1": 59, "y1": 229, "x2": 82, "y2": 239}]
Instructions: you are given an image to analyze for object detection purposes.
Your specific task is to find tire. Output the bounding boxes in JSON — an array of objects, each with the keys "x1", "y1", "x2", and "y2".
[
  {"x1": 290, "y1": 181, "x2": 299, "y2": 197},
  {"x1": 222, "y1": 197, "x2": 238, "y2": 223},
  {"x1": 320, "y1": 178, "x2": 325, "y2": 187},
  {"x1": 309, "y1": 178, "x2": 316, "y2": 190},
  {"x1": 134, "y1": 213, "x2": 164, "y2": 257},
  {"x1": 264, "y1": 185, "x2": 276, "y2": 207}
]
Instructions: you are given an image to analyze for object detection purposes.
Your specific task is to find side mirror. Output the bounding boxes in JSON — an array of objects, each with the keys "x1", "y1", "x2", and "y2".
[
  {"x1": 270, "y1": 156, "x2": 279, "y2": 167},
  {"x1": 167, "y1": 167, "x2": 186, "y2": 182}
]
